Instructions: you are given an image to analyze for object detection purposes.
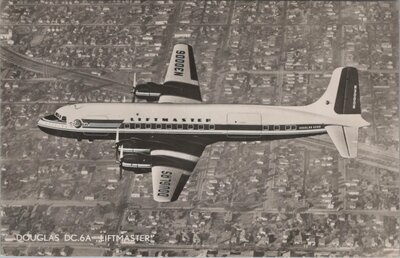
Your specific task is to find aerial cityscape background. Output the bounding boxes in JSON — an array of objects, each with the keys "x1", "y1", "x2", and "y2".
[{"x1": 0, "y1": 0, "x2": 399, "y2": 256}]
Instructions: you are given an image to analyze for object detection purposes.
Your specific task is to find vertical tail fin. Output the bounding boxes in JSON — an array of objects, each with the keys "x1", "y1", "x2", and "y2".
[
  {"x1": 310, "y1": 67, "x2": 369, "y2": 158},
  {"x1": 311, "y1": 67, "x2": 361, "y2": 115}
]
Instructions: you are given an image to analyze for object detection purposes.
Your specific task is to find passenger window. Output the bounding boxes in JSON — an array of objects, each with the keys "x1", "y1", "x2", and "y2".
[
  {"x1": 130, "y1": 123, "x2": 135, "y2": 129},
  {"x1": 263, "y1": 125, "x2": 269, "y2": 130},
  {"x1": 291, "y1": 125, "x2": 296, "y2": 130},
  {"x1": 156, "y1": 124, "x2": 162, "y2": 129},
  {"x1": 146, "y1": 124, "x2": 151, "y2": 129},
  {"x1": 209, "y1": 124, "x2": 215, "y2": 130},
  {"x1": 135, "y1": 124, "x2": 141, "y2": 129},
  {"x1": 274, "y1": 125, "x2": 280, "y2": 130},
  {"x1": 285, "y1": 125, "x2": 291, "y2": 130},
  {"x1": 188, "y1": 124, "x2": 194, "y2": 130},
  {"x1": 177, "y1": 124, "x2": 183, "y2": 129},
  {"x1": 166, "y1": 124, "x2": 172, "y2": 129},
  {"x1": 198, "y1": 124, "x2": 204, "y2": 130}
]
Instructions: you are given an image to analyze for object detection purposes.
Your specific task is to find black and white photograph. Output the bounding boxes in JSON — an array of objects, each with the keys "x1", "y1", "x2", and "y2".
[{"x1": 0, "y1": 0, "x2": 399, "y2": 257}]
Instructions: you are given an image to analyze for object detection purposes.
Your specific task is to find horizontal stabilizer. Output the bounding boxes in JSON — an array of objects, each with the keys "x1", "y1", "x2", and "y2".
[{"x1": 326, "y1": 126, "x2": 358, "y2": 158}]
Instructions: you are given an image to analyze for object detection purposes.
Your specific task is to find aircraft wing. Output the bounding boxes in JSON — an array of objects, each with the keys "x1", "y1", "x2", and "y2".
[
  {"x1": 152, "y1": 166, "x2": 192, "y2": 202},
  {"x1": 159, "y1": 44, "x2": 202, "y2": 103},
  {"x1": 151, "y1": 139, "x2": 207, "y2": 202}
]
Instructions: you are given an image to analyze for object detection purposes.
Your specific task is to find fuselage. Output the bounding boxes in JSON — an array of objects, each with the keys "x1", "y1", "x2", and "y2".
[{"x1": 37, "y1": 102, "x2": 352, "y2": 143}]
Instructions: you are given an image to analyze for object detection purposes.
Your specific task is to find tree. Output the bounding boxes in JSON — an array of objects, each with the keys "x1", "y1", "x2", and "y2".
[{"x1": 64, "y1": 246, "x2": 73, "y2": 256}]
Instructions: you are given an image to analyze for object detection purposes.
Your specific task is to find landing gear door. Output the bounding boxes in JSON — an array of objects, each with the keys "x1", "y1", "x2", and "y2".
[{"x1": 226, "y1": 113, "x2": 262, "y2": 138}]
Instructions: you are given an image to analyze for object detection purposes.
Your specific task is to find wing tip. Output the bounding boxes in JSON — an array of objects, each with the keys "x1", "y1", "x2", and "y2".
[{"x1": 153, "y1": 196, "x2": 173, "y2": 203}]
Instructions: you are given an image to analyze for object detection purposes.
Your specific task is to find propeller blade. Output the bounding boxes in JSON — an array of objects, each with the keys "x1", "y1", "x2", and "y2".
[
  {"x1": 132, "y1": 72, "x2": 136, "y2": 102},
  {"x1": 120, "y1": 145, "x2": 124, "y2": 159},
  {"x1": 114, "y1": 129, "x2": 120, "y2": 161}
]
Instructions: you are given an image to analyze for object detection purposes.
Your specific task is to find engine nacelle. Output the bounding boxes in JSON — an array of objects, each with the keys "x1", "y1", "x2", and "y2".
[
  {"x1": 115, "y1": 139, "x2": 151, "y2": 160},
  {"x1": 120, "y1": 153, "x2": 152, "y2": 174},
  {"x1": 135, "y1": 82, "x2": 163, "y2": 101}
]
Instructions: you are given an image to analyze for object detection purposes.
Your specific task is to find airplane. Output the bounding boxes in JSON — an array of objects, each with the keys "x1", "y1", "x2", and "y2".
[{"x1": 38, "y1": 44, "x2": 369, "y2": 202}]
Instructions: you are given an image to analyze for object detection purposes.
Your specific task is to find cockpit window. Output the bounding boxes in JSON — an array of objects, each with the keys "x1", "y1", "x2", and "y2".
[{"x1": 54, "y1": 112, "x2": 66, "y2": 122}]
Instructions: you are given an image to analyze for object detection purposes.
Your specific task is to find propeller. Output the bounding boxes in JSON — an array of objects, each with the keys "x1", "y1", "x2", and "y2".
[
  {"x1": 113, "y1": 128, "x2": 124, "y2": 180},
  {"x1": 119, "y1": 145, "x2": 124, "y2": 180},
  {"x1": 116, "y1": 127, "x2": 119, "y2": 143},
  {"x1": 115, "y1": 128, "x2": 120, "y2": 161},
  {"x1": 131, "y1": 72, "x2": 137, "y2": 102},
  {"x1": 120, "y1": 145, "x2": 124, "y2": 160}
]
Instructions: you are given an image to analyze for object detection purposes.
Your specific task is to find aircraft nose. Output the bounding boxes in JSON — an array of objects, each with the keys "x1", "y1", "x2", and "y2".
[
  {"x1": 37, "y1": 115, "x2": 60, "y2": 136},
  {"x1": 37, "y1": 116, "x2": 45, "y2": 127},
  {"x1": 37, "y1": 117, "x2": 50, "y2": 134}
]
